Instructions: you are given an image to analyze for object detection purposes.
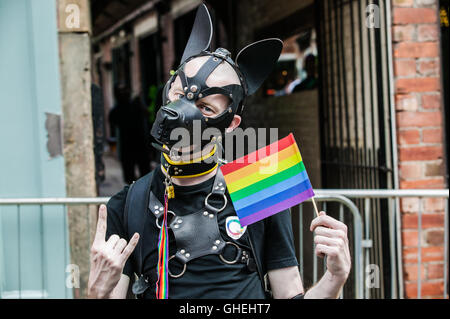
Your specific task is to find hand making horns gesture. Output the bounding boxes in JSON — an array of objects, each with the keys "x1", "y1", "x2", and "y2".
[{"x1": 87, "y1": 204, "x2": 139, "y2": 298}]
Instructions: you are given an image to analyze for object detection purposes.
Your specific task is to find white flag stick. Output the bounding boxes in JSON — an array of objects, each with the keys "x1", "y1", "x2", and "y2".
[{"x1": 311, "y1": 197, "x2": 320, "y2": 217}]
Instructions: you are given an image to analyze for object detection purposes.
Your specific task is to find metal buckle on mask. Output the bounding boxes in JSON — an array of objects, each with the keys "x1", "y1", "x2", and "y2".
[
  {"x1": 155, "y1": 51, "x2": 245, "y2": 133},
  {"x1": 211, "y1": 135, "x2": 227, "y2": 165},
  {"x1": 212, "y1": 48, "x2": 231, "y2": 60}
]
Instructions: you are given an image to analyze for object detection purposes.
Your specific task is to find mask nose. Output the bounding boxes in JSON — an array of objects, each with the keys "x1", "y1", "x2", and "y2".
[
  {"x1": 160, "y1": 106, "x2": 180, "y2": 122},
  {"x1": 151, "y1": 99, "x2": 205, "y2": 147},
  {"x1": 151, "y1": 105, "x2": 186, "y2": 146}
]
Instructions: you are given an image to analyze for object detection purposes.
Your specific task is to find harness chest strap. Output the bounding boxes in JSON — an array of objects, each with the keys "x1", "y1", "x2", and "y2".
[
  {"x1": 149, "y1": 169, "x2": 232, "y2": 265},
  {"x1": 125, "y1": 170, "x2": 266, "y2": 297}
]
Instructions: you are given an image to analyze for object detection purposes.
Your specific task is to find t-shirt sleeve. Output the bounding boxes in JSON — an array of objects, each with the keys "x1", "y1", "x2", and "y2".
[
  {"x1": 105, "y1": 185, "x2": 134, "y2": 279},
  {"x1": 263, "y1": 209, "x2": 299, "y2": 271}
]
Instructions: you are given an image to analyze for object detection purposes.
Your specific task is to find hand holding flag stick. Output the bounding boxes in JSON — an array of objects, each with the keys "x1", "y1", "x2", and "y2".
[{"x1": 221, "y1": 134, "x2": 352, "y2": 292}]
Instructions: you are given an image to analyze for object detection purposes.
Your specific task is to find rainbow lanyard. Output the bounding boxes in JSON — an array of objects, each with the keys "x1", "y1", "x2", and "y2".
[{"x1": 155, "y1": 176, "x2": 174, "y2": 299}]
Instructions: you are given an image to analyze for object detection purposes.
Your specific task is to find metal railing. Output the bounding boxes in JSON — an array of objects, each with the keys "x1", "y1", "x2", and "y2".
[
  {"x1": 313, "y1": 189, "x2": 449, "y2": 299},
  {"x1": 0, "y1": 189, "x2": 448, "y2": 299},
  {"x1": 298, "y1": 194, "x2": 364, "y2": 299},
  {"x1": 0, "y1": 198, "x2": 109, "y2": 299}
]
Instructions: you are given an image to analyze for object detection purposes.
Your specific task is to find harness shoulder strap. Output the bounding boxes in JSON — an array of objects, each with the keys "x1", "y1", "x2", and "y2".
[
  {"x1": 123, "y1": 171, "x2": 154, "y2": 274},
  {"x1": 123, "y1": 181, "x2": 136, "y2": 239},
  {"x1": 124, "y1": 169, "x2": 270, "y2": 298}
]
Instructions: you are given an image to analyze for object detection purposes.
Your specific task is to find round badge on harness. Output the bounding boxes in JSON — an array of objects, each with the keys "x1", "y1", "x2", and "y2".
[{"x1": 226, "y1": 216, "x2": 247, "y2": 240}]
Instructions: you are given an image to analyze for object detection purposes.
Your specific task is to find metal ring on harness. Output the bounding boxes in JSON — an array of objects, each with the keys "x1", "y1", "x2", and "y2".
[
  {"x1": 156, "y1": 210, "x2": 176, "y2": 229},
  {"x1": 219, "y1": 241, "x2": 242, "y2": 265},
  {"x1": 168, "y1": 255, "x2": 187, "y2": 278},
  {"x1": 204, "y1": 193, "x2": 227, "y2": 213}
]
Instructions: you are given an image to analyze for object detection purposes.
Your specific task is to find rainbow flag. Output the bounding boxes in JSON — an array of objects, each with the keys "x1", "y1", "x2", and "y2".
[{"x1": 220, "y1": 133, "x2": 314, "y2": 226}]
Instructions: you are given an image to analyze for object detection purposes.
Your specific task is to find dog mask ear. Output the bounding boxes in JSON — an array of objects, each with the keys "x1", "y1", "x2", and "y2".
[
  {"x1": 180, "y1": 3, "x2": 213, "y2": 65},
  {"x1": 236, "y1": 38, "x2": 283, "y2": 95}
]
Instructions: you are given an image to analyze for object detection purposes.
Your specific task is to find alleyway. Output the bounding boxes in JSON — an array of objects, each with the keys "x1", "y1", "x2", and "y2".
[
  {"x1": 98, "y1": 152, "x2": 126, "y2": 197},
  {"x1": 98, "y1": 151, "x2": 159, "y2": 197}
]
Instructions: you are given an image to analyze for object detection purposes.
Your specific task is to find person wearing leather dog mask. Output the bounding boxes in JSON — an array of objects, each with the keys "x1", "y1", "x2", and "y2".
[{"x1": 88, "y1": 4, "x2": 351, "y2": 299}]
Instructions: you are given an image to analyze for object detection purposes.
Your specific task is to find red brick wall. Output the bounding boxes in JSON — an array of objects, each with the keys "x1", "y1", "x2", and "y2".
[{"x1": 392, "y1": 0, "x2": 446, "y2": 298}]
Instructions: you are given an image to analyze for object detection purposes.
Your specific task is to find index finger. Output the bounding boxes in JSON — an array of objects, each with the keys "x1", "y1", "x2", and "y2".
[
  {"x1": 310, "y1": 211, "x2": 347, "y2": 234},
  {"x1": 93, "y1": 204, "x2": 108, "y2": 244}
]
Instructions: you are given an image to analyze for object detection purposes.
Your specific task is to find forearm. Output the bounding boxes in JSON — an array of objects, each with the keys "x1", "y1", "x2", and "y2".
[
  {"x1": 268, "y1": 266, "x2": 304, "y2": 299},
  {"x1": 108, "y1": 274, "x2": 130, "y2": 299},
  {"x1": 87, "y1": 273, "x2": 130, "y2": 299},
  {"x1": 304, "y1": 270, "x2": 346, "y2": 299}
]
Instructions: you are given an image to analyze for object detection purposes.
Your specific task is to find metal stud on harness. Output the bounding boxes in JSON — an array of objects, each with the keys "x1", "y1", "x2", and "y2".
[
  {"x1": 130, "y1": 169, "x2": 261, "y2": 298},
  {"x1": 132, "y1": 139, "x2": 258, "y2": 298},
  {"x1": 147, "y1": 166, "x2": 257, "y2": 278}
]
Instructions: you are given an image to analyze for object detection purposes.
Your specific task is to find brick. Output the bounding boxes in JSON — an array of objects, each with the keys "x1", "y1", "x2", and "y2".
[
  {"x1": 392, "y1": 0, "x2": 414, "y2": 7},
  {"x1": 394, "y1": 42, "x2": 439, "y2": 58},
  {"x1": 418, "y1": 59, "x2": 439, "y2": 76},
  {"x1": 396, "y1": 111, "x2": 441, "y2": 127},
  {"x1": 402, "y1": 213, "x2": 419, "y2": 228},
  {"x1": 400, "y1": 178, "x2": 444, "y2": 189},
  {"x1": 422, "y1": 212, "x2": 445, "y2": 227},
  {"x1": 422, "y1": 128, "x2": 442, "y2": 143},
  {"x1": 421, "y1": 281, "x2": 444, "y2": 297},
  {"x1": 424, "y1": 198, "x2": 445, "y2": 212},
  {"x1": 402, "y1": 230, "x2": 419, "y2": 247},
  {"x1": 404, "y1": 282, "x2": 417, "y2": 298},
  {"x1": 393, "y1": 25, "x2": 415, "y2": 42},
  {"x1": 402, "y1": 213, "x2": 445, "y2": 229},
  {"x1": 396, "y1": 94, "x2": 419, "y2": 111},
  {"x1": 399, "y1": 162, "x2": 422, "y2": 179},
  {"x1": 398, "y1": 129, "x2": 421, "y2": 145},
  {"x1": 395, "y1": 59, "x2": 416, "y2": 76},
  {"x1": 425, "y1": 229, "x2": 444, "y2": 245},
  {"x1": 416, "y1": 0, "x2": 438, "y2": 6},
  {"x1": 399, "y1": 146, "x2": 443, "y2": 161},
  {"x1": 405, "y1": 281, "x2": 444, "y2": 298},
  {"x1": 425, "y1": 162, "x2": 444, "y2": 176},
  {"x1": 393, "y1": 8, "x2": 437, "y2": 24},
  {"x1": 404, "y1": 264, "x2": 426, "y2": 281},
  {"x1": 418, "y1": 24, "x2": 439, "y2": 41},
  {"x1": 427, "y1": 263, "x2": 444, "y2": 280},
  {"x1": 396, "y1": 77, "x2": 440, "y2": 93},
  {"x1": 403, "y1": 246, "x2": 444, "y2": 263},
  {"x1": 400, "y1": 197, "x2": 420, "y2": 213},
  {"x1": 422, "y1": 94, "x2": 441, "y2": 109}
]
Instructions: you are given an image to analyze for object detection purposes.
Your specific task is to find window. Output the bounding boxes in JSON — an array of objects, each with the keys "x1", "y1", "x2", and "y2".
[{"x1": 264, "y1": 29, "x2": 318, "y2": 97}]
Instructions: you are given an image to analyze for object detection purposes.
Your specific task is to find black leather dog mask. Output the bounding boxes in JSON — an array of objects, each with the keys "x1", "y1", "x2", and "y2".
[{"x1": 151, "y1": 4, "x2": 283, "y2": 153}]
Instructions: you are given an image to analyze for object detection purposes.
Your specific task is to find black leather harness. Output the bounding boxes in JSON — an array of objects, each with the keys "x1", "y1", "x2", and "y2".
[{"x1": 125, "y1": 168, "x2": 260, "y2": 298}]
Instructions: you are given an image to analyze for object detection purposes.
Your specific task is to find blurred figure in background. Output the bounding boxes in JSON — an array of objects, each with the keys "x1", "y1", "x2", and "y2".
[
  {"x1": 292, "y1": 54, "x2": 318, "y2": 92},
  {"x1": 109, "y1": 84, "x2": 151, "y2": 184}
]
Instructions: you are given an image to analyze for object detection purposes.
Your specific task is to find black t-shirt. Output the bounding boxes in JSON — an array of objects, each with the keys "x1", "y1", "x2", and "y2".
[{"x1": 106, "y1": 166, "x2": 299, "y2": 299}]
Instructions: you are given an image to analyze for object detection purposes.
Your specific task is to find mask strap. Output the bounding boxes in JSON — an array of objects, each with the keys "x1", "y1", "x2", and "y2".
[
  {"x1": 177, "y1": 67, "x2": 189, "y2": 91},
  {"x1": 188, "y1": 55, "x2": 223, "y2": 85}
]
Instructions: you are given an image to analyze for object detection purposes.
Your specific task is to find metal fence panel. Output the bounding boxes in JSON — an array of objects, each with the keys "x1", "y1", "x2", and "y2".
[{"x1": 0, "y1": 189, "x2": 448, "y2": 299}]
